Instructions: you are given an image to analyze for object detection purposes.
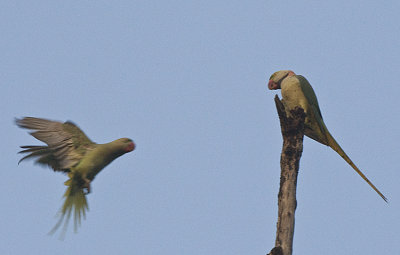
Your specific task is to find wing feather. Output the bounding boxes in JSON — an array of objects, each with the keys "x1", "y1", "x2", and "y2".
[
  {"x1": 297, "y1": 75, "x2": 329, "y2": 145},
  {"x1": 16, "y1": 117, "x2": 96, "y2": 171}
]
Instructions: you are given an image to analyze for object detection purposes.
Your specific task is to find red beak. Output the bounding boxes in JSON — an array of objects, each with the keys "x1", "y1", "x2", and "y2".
[
  {"x1": 268, "y1": 80, "x2": 277, "y2": 90},
  {"x1": 125, "y1": 142, "x2": 135, "y2": 152}
]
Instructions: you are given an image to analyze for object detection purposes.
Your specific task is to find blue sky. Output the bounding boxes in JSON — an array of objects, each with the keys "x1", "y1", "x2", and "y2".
[{"x1": 1, "y1": 1, "x2": 399, "y2": 254}]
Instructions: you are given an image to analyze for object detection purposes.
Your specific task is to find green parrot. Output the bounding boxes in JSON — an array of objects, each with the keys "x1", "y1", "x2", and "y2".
[
  {"x1": 16, "y1": 117, "x2": 136, "y2": 236},
  {"x1": 268, "y1": 70, "x2": 387, "y2": 202}
]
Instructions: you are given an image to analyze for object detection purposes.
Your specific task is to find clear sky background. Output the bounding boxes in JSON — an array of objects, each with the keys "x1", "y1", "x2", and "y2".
[{"x1": 1, "y1": 1, "x2": 399, "y2": 254}]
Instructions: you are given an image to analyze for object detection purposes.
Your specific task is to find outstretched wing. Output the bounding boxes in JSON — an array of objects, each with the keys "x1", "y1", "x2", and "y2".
[{"x1": 16, "y1": 117, "x2": 96, "y2": 171}]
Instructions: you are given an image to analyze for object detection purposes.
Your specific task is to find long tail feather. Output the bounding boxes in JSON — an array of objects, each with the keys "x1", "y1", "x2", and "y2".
[
  {"x1": 325, "y1": 130, "x2": 387, "y2": 202},
  {"x1": 49, "y1": 174, "x2": 89, "y2": 239}
]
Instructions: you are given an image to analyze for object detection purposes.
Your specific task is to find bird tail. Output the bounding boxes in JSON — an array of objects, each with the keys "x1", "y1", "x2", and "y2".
[
  {"x1": 325, "y1": 130, "x2": 387, "y2": 202},
  {"x1": 49, "y1": 172, "x2": 89, "y2": 239}
]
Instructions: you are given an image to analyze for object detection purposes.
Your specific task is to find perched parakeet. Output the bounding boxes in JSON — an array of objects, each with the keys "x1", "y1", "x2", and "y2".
[
  {"x1": 268, "y1": 70, "x2": 387, "y2": 202},
  {"x1": 16, "y1": 117, "x2": 135, "y2": 236}
]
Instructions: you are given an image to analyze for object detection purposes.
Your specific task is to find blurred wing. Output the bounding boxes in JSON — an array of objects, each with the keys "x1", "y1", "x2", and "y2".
[{"x1": 16, "y1": 117, "x2": 96, "y2": 171}]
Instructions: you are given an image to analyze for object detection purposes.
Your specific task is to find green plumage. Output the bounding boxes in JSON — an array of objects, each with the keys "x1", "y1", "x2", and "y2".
[
  {"x1": 268, "y1": 70, "x2": 387, "y2": 202},
  {"x1": 16, "y1": 117, "x2": 135, "y2": 237}
]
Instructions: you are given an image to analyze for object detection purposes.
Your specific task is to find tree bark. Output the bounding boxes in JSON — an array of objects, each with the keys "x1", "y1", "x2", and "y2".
[{"x1": 268, "y1": 95, "x2": 305, "y2": 255}]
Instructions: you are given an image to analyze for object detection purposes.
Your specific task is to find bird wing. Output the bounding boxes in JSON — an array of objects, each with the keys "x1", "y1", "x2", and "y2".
[
  {"x1": 297, "y1": 75, "x2": 330, "y2": 145},
  {"x1": 296, "y1": 76, "x2": 387, "y2": 201},
  {"x1": 297, "y1": 75, "x2": 323, "y2": 119},
  {"x1": 16, "y1": 117, "x2": 96, "y2": 171}
]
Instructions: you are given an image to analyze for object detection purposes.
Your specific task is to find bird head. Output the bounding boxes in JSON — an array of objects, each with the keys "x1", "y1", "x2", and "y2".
[
  {"x1": 268, "y1": 70, "x2": 296, "y2": 90},
  {"x1": 114, "y1": 138, "x2": 136, "y2": 153}
]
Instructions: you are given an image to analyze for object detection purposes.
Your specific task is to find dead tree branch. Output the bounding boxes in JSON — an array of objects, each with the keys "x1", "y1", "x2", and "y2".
[{"x1": 268, "y1": 95, "x2": 305, "y2": 255}]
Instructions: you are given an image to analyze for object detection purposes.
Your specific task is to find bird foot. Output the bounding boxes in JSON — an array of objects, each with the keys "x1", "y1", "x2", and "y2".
[{"x1": 82, "y1": 178, "x2": 91, "y2": 194}]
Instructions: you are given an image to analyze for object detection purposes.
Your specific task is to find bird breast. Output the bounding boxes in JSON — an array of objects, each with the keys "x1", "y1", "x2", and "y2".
[{"x1": 281, "y1": 77, "x2": 309, "y2": 114}]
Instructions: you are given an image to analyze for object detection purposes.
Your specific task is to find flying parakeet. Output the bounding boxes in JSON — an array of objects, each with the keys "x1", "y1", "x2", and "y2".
[
  {"x1": 16, "y1": 117, "x2": 136, "y2": 236},
  {"x1": 268, "y1": 70, "x2": 387, "y2": 202}
]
